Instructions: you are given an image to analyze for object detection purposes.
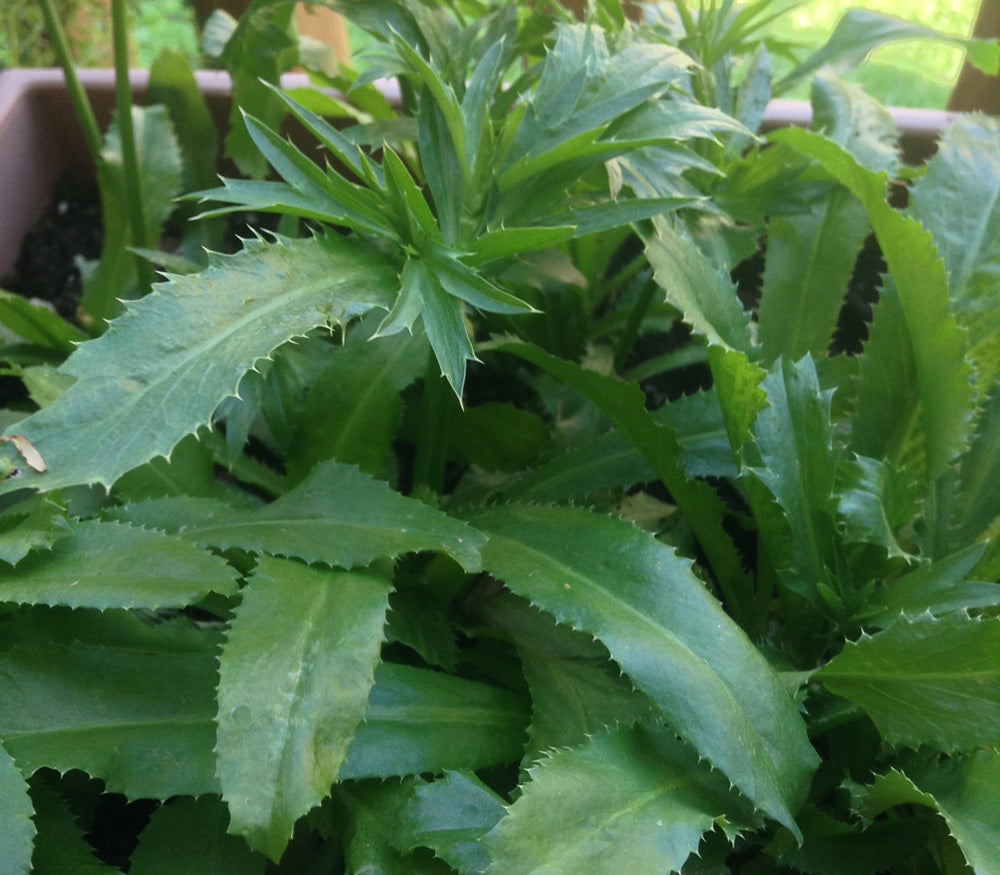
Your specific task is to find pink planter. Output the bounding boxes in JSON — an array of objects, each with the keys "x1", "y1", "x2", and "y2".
[{"x1": 0, "y1": 67, "x2": 959, "y2": 278}]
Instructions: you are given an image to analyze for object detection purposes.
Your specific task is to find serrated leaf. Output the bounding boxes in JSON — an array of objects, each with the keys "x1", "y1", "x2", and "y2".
[
  {"x1": 483, "y1": 724, "x2": 759, "y2": 875},
  {"x1": 217, "y1": 556, "x2": 391, "y2": 860},
  {"x1": 815, "y1": 613, "x2": 1000, "y2": 751},
  {"x1": 0, "y1": 622, "x2": 220, "y2": 798},
  {"x1": 479, "y1": 592, "x2": 650, "y2": 755},
  {"x1": 0, "y1": 744, "x2": 33, "y2": 875},
  {"x1": 908, "y1": 115, "x2": 1000, "y2": 394},
  {"x1": 772, "y1": 128, "x2": 972, "y2": 486},
  {"x1": 339, "y1": 663, "x2": 529, "y2": 780},
  {"x1": 0, "y1": 290, "x2": 82, "y2": 354},
  {"x1": 130, "y1": 796, "x2": 266, "y2": 875},
  {"x1": 474, "y1": 504, "x2": 817, "y2": 838},
  {"x1": 28, "y1": 783, "x2": 113, "y2": 874},
  {"x1": 757, "y1": 189, "x2": 869, "y2": 365},
  {"x1": 860, "y1": 753, "x2": 1000, "y2": 875},
  {"x1": 0, "y1": 519, "x2": 238, "y2": 610},
  {"x1": 0, "y1": 234, "x2": 397, "y2": 494},
  {"x1": 810, "y1": 73, "x2": 899, "y2": 175},
  {"x1": 125, "y1": 460, "x2": 484, "y2": 571},
  {"x1": 406, "y1": 771, "x2": 506, "y2": 874},
  {"x1": 743, "y1": 356, "x2": 840, "y2": 608},
  {"x1": 0, "y1": 496, "x2": 71, "y2": 566},
  {"x1": 950, "y1": 385, "x2": 1000, "y2": 548},
  {"x1": 287, "y1": 317, "x2": 427, "y2": 482},
  {"x1": 491, "y1": 341, "x2": 750, "y2": 617}
]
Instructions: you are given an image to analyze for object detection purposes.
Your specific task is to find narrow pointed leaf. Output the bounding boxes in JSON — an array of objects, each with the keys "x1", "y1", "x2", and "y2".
[
  {"x1": 771, "y1": 128, "x2": 972, "y2": 484},
  {"x1": 0, "y1": 290, "x2": 82, "y2": 353},
  {"x1": 815, "y1": 613, "x2": 1000, "y2": 751},
  {"x1": 339, "y1": 663, "x2": 529, "y2": 780},
  {"x1": 951, "y1": 385, "x2": 1000, "y2": 546},
  {"x1": 217, "y1": 556, "x2": 391, "y2": 860},
  {"x1": 29, "y1": 784, "x2": 114, "y2": 874},
  {"x1": 0, "y1": 744, "x2": 33, "y2": 875},
  {"x1": 0, "y1": 234, "x2": 397, "y2": 493},
  {"x1": 474, "y1": 504, "x2": 818, "y2": 837},
  {"x1": 0, "y1": 519, "x2": 238, "y2": 609},
  {"x1": 483, "y1": 724, "x2": 761, "y2": 875}
]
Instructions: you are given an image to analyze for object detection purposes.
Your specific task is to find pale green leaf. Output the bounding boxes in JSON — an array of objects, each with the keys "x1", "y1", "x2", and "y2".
[
  {"x1": 131, "y1": 796, "x2": 266, "y2": 875},
  {"x1": 406, "y1": 771, "x2": 506, "y2": 875},
  {"x1": 645, "y1": 222, "x2": 753, "y2": 355},
  {"x1": 836, "y1": 455, "x2": 918, "y2": 563},
  {"x1": 772, "y1": 127, "x2": 972, "y2": 485},
  {"x1": 950, "y1": 385, "x2": 1000, "y2": 547},
  {"x1": 483, "y1": 724, "x2": 759, "y2": 875},
  {"x1": 0, "y1": 624, "x2": 220, "y2": 798},
  {"x1": 757, "y1": 189, "x2": 869, "y2": 364},
  {"x1": 217, "y1": 556, "x2": 391, "y2": 860},
  {"x1": 815, "y1": 613, "x2": 1000, "y2": 751},
  {"x1": 0, "y1": 744, "x2": 33, "y2": 875},
  {"x1": 0, "y1": 519, "x2": 238, "y2": 610},
  {"x1": 123, "y1": 460, "x2": 485, "y2": 571},
  {"x1": 474, "y1": 504, "x2": 817, "y2": 838},
  {"x1": 810, "y1": 73, "x2": 899, "y2": 175},
  {"x1": 339, "y1": 663, "x2": 529, "y2": 780},
  {"x1": 908, "y1": 115, "x2": 1000, "y2": 394},
  {"x1": 0, "y1": 234, "x2": 397, "y2": 493}
]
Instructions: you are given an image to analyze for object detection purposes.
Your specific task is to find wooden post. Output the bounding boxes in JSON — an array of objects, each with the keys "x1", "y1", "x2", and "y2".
[{"x1": 948, "y1": 0, "x2": 1000, "y2": 113}]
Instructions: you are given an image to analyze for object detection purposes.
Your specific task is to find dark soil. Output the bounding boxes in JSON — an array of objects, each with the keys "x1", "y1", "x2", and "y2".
[{"x1": 1, "y1": 175, "x2": 103, "y2": 321}]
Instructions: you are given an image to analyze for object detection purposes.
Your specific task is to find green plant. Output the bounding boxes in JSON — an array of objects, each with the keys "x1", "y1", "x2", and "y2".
[{"x1": 0, "y1": 0, "x2": 999, "y2": 871}]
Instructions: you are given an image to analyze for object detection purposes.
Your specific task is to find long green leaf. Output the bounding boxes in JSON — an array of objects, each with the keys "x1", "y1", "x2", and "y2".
[
  {"x1": 28, "y1": 783, "x2": 115, "y2": 874},
  {"x1": 217, "y1": 556, "x2": 391, "y2": 860},
  {"x1": 0, "y1": 623, "x2": 220, "y2": 799},
  {"x1": 0, "y1": 744, "x2": 33, "y2": 875},
  {"x1": 771, "y1": 127, "x2": 972, "y2": 486},
  {"x1": 815, "y1": 613, "x2": 1000, "y2": 751},
  {"x1": 483, "y1": 724, "x2": 760, "y2": 875},
  {"x1": 0, "y1": 519, "x2": 237, "y2": 610},
  {"x1": 339, "y1": 663, "x2": 529, "y2": 781},
  {"x1": 0, "y1": 234, "x2": 397, "y2": 493},
  {"x1": 474, "y1": 504, "x2": 817, "y2": 838}
]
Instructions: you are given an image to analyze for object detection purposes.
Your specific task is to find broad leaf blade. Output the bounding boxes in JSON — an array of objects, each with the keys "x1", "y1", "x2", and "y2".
[
  {"x1": 217, "y1": 556, "x2": 391, "y2": 860},
  {"x1": 474, "y1": 504, "x2": 817, "y2": 838},
  {"x1": 483, "y1": 724, "x2": 760, "y2": 875},
  {"x1": 0, "y1": 618, "x2": 220, "y2": 799},
  {"x1": 339, "y1": 663, "x2": 529, "y2": 780},
  {"x1": 815, "y1": 613, "x2": 1000, "y2": 751},
  {"x1": 0, "y1": 234, "x2": 397, "y2": 493},
  {"x1": 0, "y1": 744, "x2": 33, "y2": 875},
  {"x1": 0, "y1": 519, "x2": 238, "y2": 610}
]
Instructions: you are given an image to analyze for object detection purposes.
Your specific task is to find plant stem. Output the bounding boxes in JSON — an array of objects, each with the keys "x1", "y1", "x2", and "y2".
[
  {"x1": 111, "y1": 0, "x2": 155, "y2": 295},
  {"x1": 38, "y1": 0, "x2": 102, "y2": 161},
  {"x1": 411, "y1": 351, "x2": 451, "y2": 495},
  {"x1": 613, "y1": 274, "x2": 657, "y2": 374}
]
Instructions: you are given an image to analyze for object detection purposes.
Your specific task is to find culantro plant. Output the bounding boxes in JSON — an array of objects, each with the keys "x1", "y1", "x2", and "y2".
[{"x1": 0, "y1": 1, "x2": 999, "y2": 871}]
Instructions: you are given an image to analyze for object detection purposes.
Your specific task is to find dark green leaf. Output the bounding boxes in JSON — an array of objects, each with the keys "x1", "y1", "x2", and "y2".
[
  {"x1": 0, "y1": 496, "x2": 71, "y2": 566},
  {"x1": 0, "y1": 744, "x2": 33, "y2": 875},
  {"x1": 130, "y1": 796, "x2": 266, "y2": 875},
  {"x1": 0, "y1": 291, "x2": 82, "y2": 354},
  {"x1": 28, "y1": 783, "x2": 112, "y2": 874},
  {"x1": 474, "y1": 504, "x2": 817, "y2": 838},
  {"x1": 815, "y1": 613, "x2": 1000, "y2": 751},
  {"x1": 217, "y1": 556, "x2": 390, "y2": 860}
]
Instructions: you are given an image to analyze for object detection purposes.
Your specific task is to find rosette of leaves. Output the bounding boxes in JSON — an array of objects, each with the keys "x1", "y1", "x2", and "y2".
[{"x1": 0, "y1": 1, "x2": 998, "y2": 873}]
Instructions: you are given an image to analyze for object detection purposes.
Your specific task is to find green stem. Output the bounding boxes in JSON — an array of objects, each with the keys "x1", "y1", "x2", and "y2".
[
  {"x1": 613, "y1": 275, "x2": 657, "y2": 374},
  {"x1": 38, "y1": 0, "x2": 102, "y2": 161},
  {"x1": 111, "y1": 0, "x2": 155, "y2": 295},
  {"x1": 411, "y1": 351, "x2": 451, "y2": 495}
]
